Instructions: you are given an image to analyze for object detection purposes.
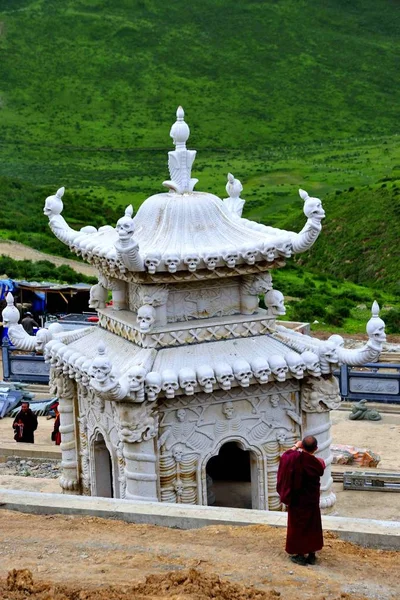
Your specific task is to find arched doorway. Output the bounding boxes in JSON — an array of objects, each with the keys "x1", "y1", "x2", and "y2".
[
  {"x1": 206, "y1": 441, "x2": 259, "y2": 509},
  {"x1": 93, "y1": 433, "x2": 114, "y2": 498}
]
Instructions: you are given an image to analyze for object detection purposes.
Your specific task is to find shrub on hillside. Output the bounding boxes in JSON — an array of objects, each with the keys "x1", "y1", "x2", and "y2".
[
  {"x1": 381, "y1": 308, "x2": 400, "y2": 334},
  {"x1": 290, "y1": 298, "x2": 326, "y2": 322}
]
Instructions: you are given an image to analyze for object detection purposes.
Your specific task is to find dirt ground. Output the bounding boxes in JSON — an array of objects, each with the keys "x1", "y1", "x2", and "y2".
[
  {"x1": 0, "y1": 239, "x2": 96, "y2": 277},
  {"x1": 0, "y1": 510, "x2": 398, "y2": 600}
]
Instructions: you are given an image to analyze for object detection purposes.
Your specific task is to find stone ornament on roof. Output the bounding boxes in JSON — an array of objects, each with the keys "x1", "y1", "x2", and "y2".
[
  {"x1": 162, "y1": 106, "x2": 199, "y2": 194},
  {"x1": 42, "y1": 107, "x2": 328, "y2": 280},
  {"x1": 274, "y1": 302, "x2": 387, "y2": 370},
  {"x1": 1, "y1": 293, "x2": 63, "y2": 354}
]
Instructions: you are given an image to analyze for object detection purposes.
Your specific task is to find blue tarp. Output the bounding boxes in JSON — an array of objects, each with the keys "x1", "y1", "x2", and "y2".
[{"x1": 0, "y1": 279, "x2": 15, "y2": 301}]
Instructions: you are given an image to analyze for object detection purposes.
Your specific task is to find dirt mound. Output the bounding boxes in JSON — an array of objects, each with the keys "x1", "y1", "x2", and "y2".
[{"x1": 2, "y1": 568, "x2": 371, "y2": 600}]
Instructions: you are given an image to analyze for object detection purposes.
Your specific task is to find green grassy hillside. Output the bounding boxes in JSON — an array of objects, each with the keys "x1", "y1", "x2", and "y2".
[
  {"x1": 0, "y1": 0, "x2": 399, "y2": 152},
  {"x1": 285, "y1": 180, "x2": 400, "y2": 293},
  {"x1": 0, "y1": 0, "x2": 399, "y2": 304}
]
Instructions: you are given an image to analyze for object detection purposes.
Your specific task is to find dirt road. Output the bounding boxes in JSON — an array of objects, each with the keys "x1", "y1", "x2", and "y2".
[
  {"x1": 0, "y1": 239, "x2": 96, "y2": 277},
  {"x1": 0, "y1": 510, "x2": 398, "y2": 600}
]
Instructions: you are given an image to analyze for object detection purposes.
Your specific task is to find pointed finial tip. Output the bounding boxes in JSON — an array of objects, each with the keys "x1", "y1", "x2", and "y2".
[
  {"x1": 125, "y1": 204, "x2": 134, "y2": 218},
  {"x1": 227, "y1": 173, "x2": 234, "y2": 182},
  {"x1": 371, "y1": 301, "x2": 380, "y2": 317},
  {"x1": 299, "y1": 189, "x2": 309, "y2": 201},
  {"x1": 97, "y1": 342, "x2": 106, "y2": 355},
  {"x1": 56, "y1": 187, "x2": 65, "y2": 198},
  {"x1": 6, "y1": 292, "x2": 14, "y2": 305},
  {"x1": 176, "y1": 106, "x2": 184, "y2": 120}
]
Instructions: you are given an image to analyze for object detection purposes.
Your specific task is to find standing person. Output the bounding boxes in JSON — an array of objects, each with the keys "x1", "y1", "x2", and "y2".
[
  {"x1": 21, "y1": 312, "x2": 39, "y2": 335},
  {"x1": 51, "y1": 403, "x2": 61, "y2": 446},
  {"x1": 277, "y1": 435, "x2": 325, "y2": 566},
  {"x1": 12, "y1": 402, "x2": 38, "y2": 443}
]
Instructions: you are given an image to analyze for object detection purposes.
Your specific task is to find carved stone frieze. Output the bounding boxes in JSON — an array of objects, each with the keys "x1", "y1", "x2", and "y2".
[
  {"x1": 98, "y1": 310, "x2": 275, "y2": 349},
  {"x1": 157, "y1": 384, "x2": 301, "y2": 508},
  {"x1": 94, "y1": 258, "x2": 286, "y2": 284},
  {"x1": 301, "y1": 376, "x2": 341, "y2": 413},
  {"x1": 115, "y1": 401, "x2": 158, "y2": 444}
]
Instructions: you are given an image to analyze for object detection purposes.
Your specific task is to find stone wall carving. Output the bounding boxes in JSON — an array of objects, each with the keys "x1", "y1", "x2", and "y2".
[
  {"x1": 157, "y1": 384, "x2": 301, "y2": 508},
  {"x1": 240, "y1": 273, "x2": 272, "y2": 314},
  {"x1": 98, "y1": 311, "x2": 274, "y2": 349},
  {"x1": 166, "y1": 279, "x2": 240, "y2": 323},
  {"x1": 301, "y1": 376, "x2": 341, "y2": 413}
]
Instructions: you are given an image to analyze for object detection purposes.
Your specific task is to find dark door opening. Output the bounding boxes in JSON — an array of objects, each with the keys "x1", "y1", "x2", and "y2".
[
  {"x1": 206, "y1": 442, "x2": 253, "y2": 509},
  {"x1": 93, "y1": 435, "x2": 114, "y2": 498}
]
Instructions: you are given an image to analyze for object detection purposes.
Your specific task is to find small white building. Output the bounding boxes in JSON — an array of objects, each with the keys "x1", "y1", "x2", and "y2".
[{"x1": 4, "y1": 108, "x2": 386, "y2": 510}]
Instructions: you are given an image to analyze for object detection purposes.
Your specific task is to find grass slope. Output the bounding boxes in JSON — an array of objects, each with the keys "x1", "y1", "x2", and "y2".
[
  {"x1": 0, "y1": 0, "x2": 399, "y2": 315},
  {"x1": 284, "y1": 180, "x2": 400, "y2": 292},
  {"x1": 0, "y1": 0, "x2": 399, "y2": 151}
]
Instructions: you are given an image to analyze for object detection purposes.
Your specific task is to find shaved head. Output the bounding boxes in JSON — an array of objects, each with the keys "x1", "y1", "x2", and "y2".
[{"x1": 302, "y1": 435, "x2": 318, "y2": 453}]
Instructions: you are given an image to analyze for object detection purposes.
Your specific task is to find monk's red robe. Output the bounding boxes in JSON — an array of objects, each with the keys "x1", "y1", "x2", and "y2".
[{"x1": 277, "y1": 449, "x2": 325, "y2": 555}]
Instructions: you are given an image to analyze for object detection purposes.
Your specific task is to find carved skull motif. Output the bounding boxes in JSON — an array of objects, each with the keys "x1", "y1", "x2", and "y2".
[
  {"x1": 250, "y1": 357, "x2": 271, "y2": 383},
  {"x1": 161, "y1": 369, "x2": 179, "y2": 398},
  {"x1": 367, "y1": 318, "x2": 386, "y2": 344},
  {"x1": 269, "y1": 355, "x2": 289, "y2": 381},
  {"x1": 262, "y1": 243, "x2": 276, "y2": 262},
  {"x1": 34, "y1": 329, "x2": 51, "y2": 354},
  {"x1": 164, "y1": 254, "x2": 181, "y2": 273},
  {"x1": 173, "y1": 444, "x2": 185, "y2": 464},
  {"x1": 275, "y1": 429, "x2": 288, "y2": 444},
  {"x1": 222, "y1": 250, "x2": 239, "y2": 268},
  {"x1": 144, "y1": 254, "x2": 161, "y2": 275},
  {"x1": 303, "y1": 195, "x2": 326, "y2": 220},
  {"x1": 116, "y1": 207, "x2": 135, "y2": 241},
  {"x1": 90, "y1": 346, "x2": 113, "y2": 384},
  {"x1": 203, "y1": 253, "x2": 220, "y2": 270},
  {"x1": 128, "y1": 365, "x2": 146, "y2": 392},
  {"x1": 176, "y1": 408, "x2": 186, "y2": 422},
  {"x1": 285, "y1": 351, "x2": 306, "y2": 379},
  {"x1": 328, "y1": 334, "x2": 345, "y2": 348},
  {"x1": 183, "y1": 254, "x2": 201, "y2": 272},
  {"x1": 174, "y1": 482, "x2": 184, "y2": 497},
  {"x1": 270, "y1": 394, "x2": 280, "y2": 407},
  {"x1": 136, "y1": 304, "x2": 156, "y2": 332},
  {"x1": 265, "y1": 290, "x2": 286, "y2": 316},
  {"x1": 222, "y1": 401, "x2": 235, "y2": 420},
  {"x1": 276, "y1": 239, "x2": 293, "y2": 258},
  {"x1": 178, "y1": 367, "x2": 197, "y2": 395},
  {"x1": 43, "y1": 187, "x2": 64, "y2": 217},
  {"x1": 320, "y1": 341, "x2": 339, "y2": 364},
  {"x1": 196, "y1": 365, "x2": 216, "y2": 393},
  {"x1": 214, "y1": 362, "x2": 234, "y2": 390},
  {"x1": 241, "y1": 248, "x2": 258, "y2": 265},
  {"x1": 144, "y1": 371, "x2": 162, "y2": 400},
  {"x1": 301, "y1": 351, "x2": 322, "y2": 377},
  {"x1": 233, "y1": 359, "x2": 252, "y2": 387}
]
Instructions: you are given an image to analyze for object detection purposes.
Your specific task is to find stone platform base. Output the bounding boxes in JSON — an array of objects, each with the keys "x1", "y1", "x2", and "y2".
[{"x1": 0, "y1": 489, "x2": 398, "y2": 551}]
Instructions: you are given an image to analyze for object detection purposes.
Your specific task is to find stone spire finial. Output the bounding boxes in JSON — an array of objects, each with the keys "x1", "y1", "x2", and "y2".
[
  {"x1": 366, "y1": 301, "x2": 386, "y2": 347},
  {"x1": 170, "y1": 106, "x2": 190, "y2": 149},
  {"x1": 2, "y1": 292, "x2": 20, "y2": 326},
  {"x1": 223, "y1": 173, "x2": 245, "y2": 217},
  {"x1": 163, "y1": 106, "x2": 198, "y2": 194}
]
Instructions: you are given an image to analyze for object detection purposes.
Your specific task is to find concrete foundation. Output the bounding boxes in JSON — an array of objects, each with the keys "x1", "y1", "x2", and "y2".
[{"x1": 0, "y1": 488, "x2": 398, "y2": 550}]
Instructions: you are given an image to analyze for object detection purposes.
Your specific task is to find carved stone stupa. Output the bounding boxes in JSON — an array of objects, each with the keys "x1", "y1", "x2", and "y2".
[{"x1": 4, "y1": 107, "x2": 386, "y2": 510}]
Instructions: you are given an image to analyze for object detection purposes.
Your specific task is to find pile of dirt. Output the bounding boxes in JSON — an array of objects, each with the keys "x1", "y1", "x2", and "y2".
[{"x1": 2, "y1": 568, "x2": 370, "y2": 600}]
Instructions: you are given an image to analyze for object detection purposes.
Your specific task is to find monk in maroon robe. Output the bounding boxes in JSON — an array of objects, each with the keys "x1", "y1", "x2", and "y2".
[
  {"x1": 12, "y1": 402, "x2": 38, "y2": 444},
  {"x1": 277, "y1": 435, "x2": 325, "y2": 566}
]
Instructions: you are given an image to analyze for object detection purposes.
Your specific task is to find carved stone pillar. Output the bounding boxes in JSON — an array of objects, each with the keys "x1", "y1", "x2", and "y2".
[
  {"x1": 115, "y1": 401, "x2": 158, "y2": 502},
  {"x1": 300, "y1": 376, "x2": 341, "y2": 511},
  {"x1": 58, "y1": 373, "x2": 80, "y2": 494},
  {"x1": 123, "y1": 439, "x2": 158, "y2": 501},
  {"x1": 302, "y1": 410, "x2": 335, "y2": 510}
]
